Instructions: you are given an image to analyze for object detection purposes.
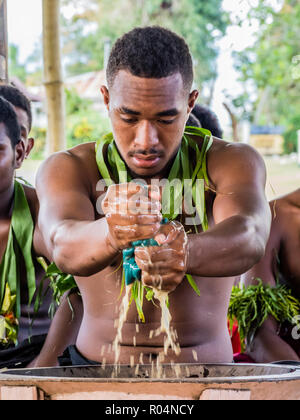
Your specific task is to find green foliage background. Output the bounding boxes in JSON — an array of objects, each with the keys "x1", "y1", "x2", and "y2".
[
  {"x1": 61, "y1": 0, "x2": 228, "y2": 91},
  {"x1": 232, "y1": 0, "x2": 300, "y2": 153},
  {"x1": 8, "y1": 0, "x2": 300, "y2": 155}
]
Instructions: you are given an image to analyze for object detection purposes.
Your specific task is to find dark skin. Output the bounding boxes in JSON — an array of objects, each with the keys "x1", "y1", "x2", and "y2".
[
  {"x1": 37, "y1": 70, "x2": 271, "y2": 365},
  {"x1": 0, "y1": 122, "x2": 50, "y2": 342},
  {"x1": 0, "y1": 111, "x2": 81, "y2": 366},
  {"x1": 242, "y1": 189, "x2": 300, "y2": 363}
]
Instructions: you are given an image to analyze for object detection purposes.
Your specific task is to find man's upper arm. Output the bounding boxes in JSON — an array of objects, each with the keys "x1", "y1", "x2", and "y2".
[
  {"x1": 36, "y1": 151, "x2": 96, "y2": 250},
  {"x1": 210, "y1": 143, "x2": 271, "y2": 238}
]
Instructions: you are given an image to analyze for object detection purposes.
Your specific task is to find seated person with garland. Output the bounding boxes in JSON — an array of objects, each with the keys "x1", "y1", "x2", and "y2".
[
  {"x1": 0, "y1": 90, "x2": 82, "y2": 369},
  {"x1": 229, "y1": 188, "x2": 300, "y2": 363}
]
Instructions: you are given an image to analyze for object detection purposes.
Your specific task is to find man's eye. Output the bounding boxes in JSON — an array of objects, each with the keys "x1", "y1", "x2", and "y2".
[
  {"x1": 121, "y1": 117, "x2": 138, "y2": 124},
  {"x1": 158, "y1": 119, "x2": 175, "y2": 125}
]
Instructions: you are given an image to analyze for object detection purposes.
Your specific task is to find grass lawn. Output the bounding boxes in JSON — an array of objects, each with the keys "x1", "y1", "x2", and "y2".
[
  {"x1": 17, "y1": 155, "x2": 299, "y2": 201},
  {"x1": 264, "y1": 156, "x2": 300, "y2": 200}
]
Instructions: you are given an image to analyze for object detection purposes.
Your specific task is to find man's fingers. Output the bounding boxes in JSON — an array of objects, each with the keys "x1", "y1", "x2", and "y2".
[
  {"x1": 113, "y1": 223, "x2": 161, "y2": 241},
  {"x1": 142, "y1": 272, "x2": 182, "y2": 292},
  {"x1": 135, "y1": 245, "x2": 181, "y2": 260},
  {"x1": 103, "y1": 196, "x2": 161, "y2": 215},
  {"x1": 135, "y1": 256, "x2": 185, "y2": 274},
  {"x1": 148, "y1": 184, "x2": 161, "y2": 202},
  {"x1": 107, "y1": 213, "x2": 162, "y2": 226}
]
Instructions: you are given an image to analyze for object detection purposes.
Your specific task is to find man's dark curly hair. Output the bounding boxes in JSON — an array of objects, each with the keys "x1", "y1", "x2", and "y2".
[
  {"x1": 107, "y1": 26, "x2": 194, "y2": 92},
  {"x1": 0, "y1": 84, "x2": 32, "y2": 131},
  {"x1": 0, "y1": 96, "x2": 21, "y2": 147},
  {"x1": 187, "y1": 104, "x2": 223, "y2": 138}
]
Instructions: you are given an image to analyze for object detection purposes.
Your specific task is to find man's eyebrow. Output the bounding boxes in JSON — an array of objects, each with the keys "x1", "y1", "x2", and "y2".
[
  {"x1": 118, "y1": 107, "x2": 179, "y2": 117},
  {"x1": 155, "y1": 108, "x2": 179, "y2": 117},
  {"x1": 118, "y1": 107, "x2": 140, "y2": 116}
]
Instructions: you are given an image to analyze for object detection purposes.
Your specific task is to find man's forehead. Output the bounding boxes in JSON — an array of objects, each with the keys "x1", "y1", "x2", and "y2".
[{"x1": 109, "y1": 70, "x2": 187, "y2": 111}]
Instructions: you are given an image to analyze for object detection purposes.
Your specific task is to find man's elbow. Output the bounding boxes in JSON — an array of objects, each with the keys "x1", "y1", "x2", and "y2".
[
  {"x1": 240, "y1": 216, "x2": 269, "y2": 272},
  {"x1": 50, "y1": 223, "x2": 87, "y2": 276}
]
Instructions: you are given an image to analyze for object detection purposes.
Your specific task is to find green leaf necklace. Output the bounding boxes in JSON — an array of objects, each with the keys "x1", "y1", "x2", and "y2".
[
  {"x1": 95, "y1": 126, "x2": 213, "y2": 322},
  {"x1": 0, "y1": 181, "x2": 36, "y2": 346}
]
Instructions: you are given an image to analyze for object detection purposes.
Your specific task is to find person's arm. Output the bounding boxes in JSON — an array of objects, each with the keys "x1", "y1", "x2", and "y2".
[
  {"x1": 241, "y1": 207, "x2": 300, "y2": 363},
  {"x1": 187, "y1": 143, "x2": 271, "y2": 277},
  {"x1": 36, "y1": 152, "x2": 119, "y2": 276},
  {"x1": 36, "y1": 153, "x2": 162, "y2": 277},
  {"x1": 245, "y1": 316, "x2": 300, "y2": 363},
  {"x1": 27, "y1": 291, "x2": 83, "y2": 367}
]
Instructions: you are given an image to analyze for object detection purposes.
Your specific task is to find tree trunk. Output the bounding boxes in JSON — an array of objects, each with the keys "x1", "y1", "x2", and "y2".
[
  {"x1": 0, "y1": 0, "x2": 8, "y2": 83},
  {"x1": 223, "y1": 102, "x2": 240, "y2": 142},
  {"x1": 42, "y1": 0, "x2": 66, "y2": 154}
]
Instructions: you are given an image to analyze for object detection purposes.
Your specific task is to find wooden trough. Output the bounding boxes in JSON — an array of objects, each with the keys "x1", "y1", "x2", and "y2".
[{"x1": 0, "y1": 363, "x2": 300, "y2": 400}]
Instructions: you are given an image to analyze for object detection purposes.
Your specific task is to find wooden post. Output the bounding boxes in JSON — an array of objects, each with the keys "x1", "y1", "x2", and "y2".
[
  {"x1": 0, "y1": 0, "x2": 8, "y2": 83},
  {"x1": 297, "y1": 130, "x2": 300, "y2": 166},
  {"x1": 42, "y1": 0, "x2": 66, "y2": 154}
]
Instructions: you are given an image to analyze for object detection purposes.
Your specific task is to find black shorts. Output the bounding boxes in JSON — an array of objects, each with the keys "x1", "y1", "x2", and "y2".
[
  {"x1": 58, "y1": 345, "x2": 99, "y2": 366},
  {"x1": 0, "y1": 334, "x2": 47, "y2": 370}
]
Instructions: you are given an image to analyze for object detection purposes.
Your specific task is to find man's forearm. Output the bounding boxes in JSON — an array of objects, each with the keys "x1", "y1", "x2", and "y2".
[
  {"x1": 187, "y1": 215, "x2": 267, "y2": 277},
  {"x1": 50, "y1": 217, "x2": 119, "y2": 276},
  {"x1": 248, "y1": 330, "x2": 300, "y2": 363},
  {"x1": 32, "y1": 292, "x2": 84, "y2": 368}
]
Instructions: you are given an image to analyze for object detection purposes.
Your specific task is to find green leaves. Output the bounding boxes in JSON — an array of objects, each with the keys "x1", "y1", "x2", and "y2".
[
  {"x1": 37, "y1": 258, "x2": 78, "y2": 320},
  {"x1": 61, "y1": 0, "x2": 228, "y2": 89},
  {"x1": 95, "y1": 127, "x2": 211, "y2": 322},
  {"x1": 233, "y1": 1, "x2": 300, "y2": 152},
  {"x1": 0, "y1": 181, "x2": 36, "y2": 346},
  {"x1": 186, "y1": 274, "x2": 201, "y2": 297},
  {"x1": 228, "y1": 279, "x2": 300, "y2": 352}
]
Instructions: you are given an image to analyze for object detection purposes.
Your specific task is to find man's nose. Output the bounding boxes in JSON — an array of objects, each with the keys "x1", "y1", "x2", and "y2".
[{"x1": 134, "y1": 120, "x2": 159, "y2": 151}]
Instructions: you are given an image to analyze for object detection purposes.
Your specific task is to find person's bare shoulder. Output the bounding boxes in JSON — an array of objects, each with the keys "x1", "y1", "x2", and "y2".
[
  {"x1": 206, "y1": 137, "x2": 266, "y2": 189},
  {"x1": 37, "y1": 142, "x2": 99, "y2": 194},
  {"x1": 270, "y1": 189, "x2": 300, "y2": 241}
]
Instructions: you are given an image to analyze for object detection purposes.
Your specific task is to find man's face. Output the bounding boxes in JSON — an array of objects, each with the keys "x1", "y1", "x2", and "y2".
[
  {"x1": 13, "y1": 106, "x2": 34, "y2": 158},
  {"x1": 0, "y1": 123, "x2": 24, "y2": 194},
  {"x1": 101, "y1": 70, "x2": 198, "y2": 179}
]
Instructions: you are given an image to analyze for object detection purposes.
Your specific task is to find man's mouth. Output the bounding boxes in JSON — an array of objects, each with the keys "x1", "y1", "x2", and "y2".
[{"x1": 131, "y1": 154, "x2": 162, "y2": 168}]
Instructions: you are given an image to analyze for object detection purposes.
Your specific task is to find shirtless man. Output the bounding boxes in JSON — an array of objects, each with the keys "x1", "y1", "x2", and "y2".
[
  {"x1": 242, "y1": 188, "x2": 300, "y2": 363},
  {"x1": 0, "y1": 84, "x2": 52, "y2": 345},
  {"x1": 37, "y1": 26, "x2": 271, "y2": 365},
  {"x1": 0, "y1": 90, "x2": 81, "y2": 368}
]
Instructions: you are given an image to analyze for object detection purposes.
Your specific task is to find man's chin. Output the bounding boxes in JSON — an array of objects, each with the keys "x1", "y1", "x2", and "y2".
[
  {"x1": 126, "y1": 158, "x2": 166, "y2": 179},
  {"x1": 128, "y1": 167, "x2": 161, "y2": 180}
]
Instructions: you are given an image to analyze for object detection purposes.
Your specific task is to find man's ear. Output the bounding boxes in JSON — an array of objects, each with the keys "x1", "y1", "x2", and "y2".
[
  {"x1": 14, "y1": 141, "x2": 26, "y2": 170},
  {"x1": 187, "y1": 90, "x2": 199, "y2": 114},
  {"x1": 100, "y1": 85, "x2": 110, "y2": 111},
  {"x1": 24, "y1": 138, "x2": 34, "y2": 159}
]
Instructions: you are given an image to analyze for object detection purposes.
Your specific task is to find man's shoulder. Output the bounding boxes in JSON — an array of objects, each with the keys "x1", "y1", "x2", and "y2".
[
  {"x1": 206, "y1": 137, "x2": 266, "y2": 186},
  {"x1": 189, "y1": 134, "x2": 258, "y2": 161},
  {"x1": 49, "y1": 141, "x2": 96, "y2": 163},
  {"x1": 270, "y1": 189, "x2": 300, "y2": 231},
  {"x1": 38, "y1": 142, "x2": 97, "y2": 176},
  {"x1": 209, "y1": 137, "x2": 262, "y2": 160},
  {"x1": 68, "y1": 141, "x2": 96, "y2": 159}
]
